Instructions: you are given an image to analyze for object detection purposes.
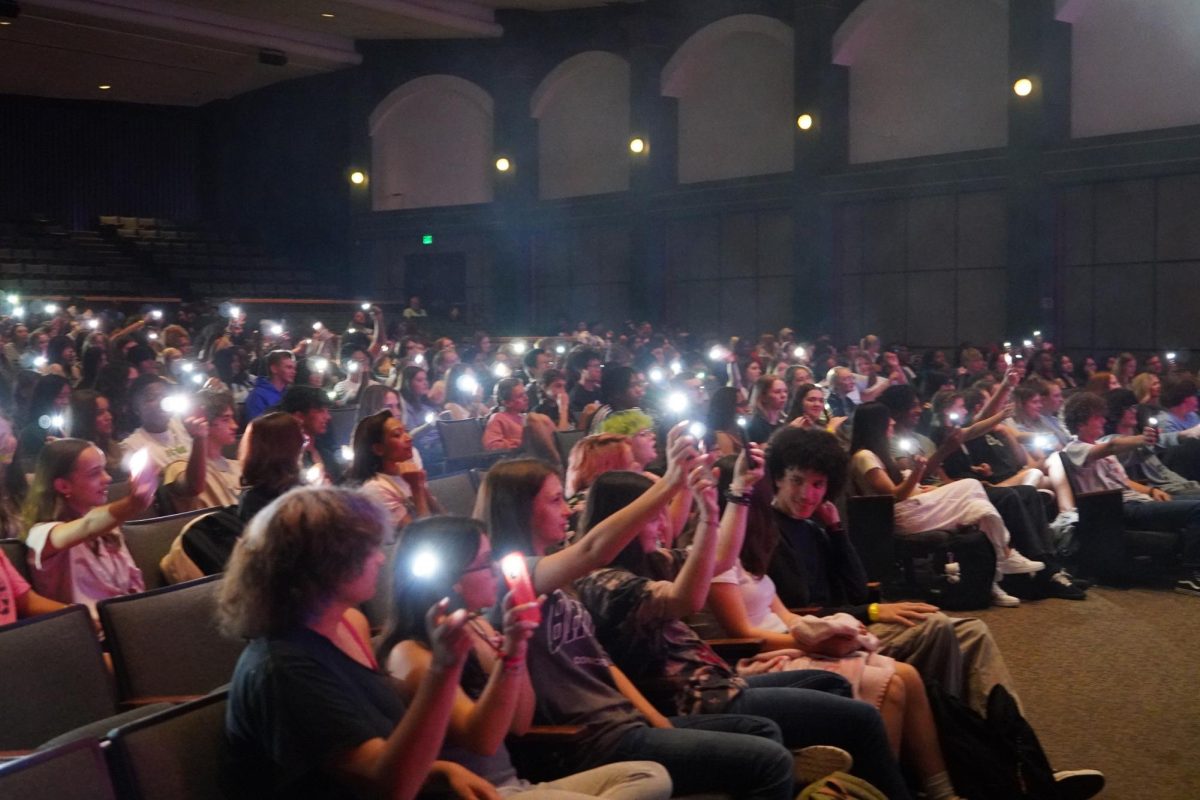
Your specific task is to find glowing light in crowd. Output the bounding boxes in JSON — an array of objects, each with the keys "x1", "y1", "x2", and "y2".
[
  {"x1": 493, "y1": 363, "x2": 511, "y2": 378},
  {"x1": 793, "y1": 346, "x2": 806, "y2": 359},
  {"x1": 411, "y1": 550, "x2": 439, "y2": 579},
  {"x1": 1167, "y1": 352, "x2": 1177, "y2": 361},
  {"x1": 312, "y1": 358, "x2": 328, "y2": 373},
  {"x1": 181, "y1": 361, "x2": 194, "y2": 373},
  {"x1": 688, "y1": 421, "x2": 707, "y2": 440},
  {"x1": 6, "y1": 294, "x2": 17, "y2": 304},
  {"x1": 1033, "y1": 330, "x2": 1041, "y2": 337},
  {"x1": 339, "y1": 445, "x2": 353, "y2": 462},
  {"x1": 11, "y1": 306, "x2": 23, "y2": 318},
  {"x1": 161, "y1": 395, "x2": 192, "y2": 415},
  {"x1": 313, "y1": 321, "x2": 323, "y2": 330},
  {"x1": 511, "y1": 340, "x2": 528, "y2": 355},
  {"x1": 269, "y1": 323, "x2": 284, "y2": 336},
  {"x1": 191, "y1": 373, "x2": 204, "y2": 385},
  {"x1": 1034, "y1": 435, "x2": 1051, "y2": 451},
  {"x1": 44, "y1": 303, "x2": 58, "y2": 314},
  {"x1": 150, "y1": 309, "x2": 163, "y2": 320},
  {"x1": 347, "y1": 361, "x2": 360, "y2": 373},
  {"x1": 1148, "y1": 417, "x2": 1159, "y2": 428},
  {"x1": 456, "y1": 374, "x2": 479, "y2": 395},
  {"x1": 128, "y1": 449, "x2": 149, "y2": 479},
  {"x1": 413, "y1": 353, "x2": 425, "y2": 365},
  {"x1": 670, "y1": 360, "x2": 683, "y2": 375},
  {"x1": 737, "y1": 416, "x2": 748, "y2": 428},
  {"x1": 361, "y1": 303, "x2": 371, "y2": 310},
  {"x1": 425, "y1": 412, "x2": 436, "y2": 424},
  {"x1": 648, "y1": 367, "x2": 665, "y2": 383},
  {"x1": 709, "y1": 346, "x2": 729, "y2": 361},
  {"x1": 304, "y1": 465, "x2": 323, "y2": 484},
  {"x1": 898, "y1": 438, "x2": 916, "y2": 454},
  {"x1": 148, "y1": 332, "x2": 158, "y2": 341},
  {"x1": 32, "y1": 355, "x2": 45, "y2": 367},
  {"x1": 555, "y1": 345, "x2": 566, "y2": 354},
  {"x1": 1022, "y1": 339, "x2": 1033, "y2": 348},
  {"x1": 87, "y1": 319, "x2": 100, "y2": 330},
  {"x1": 948, "y1": 412, "x2": 962, "y2": 424},
  {"x1": 666, "y1": 392, "x2": 689, "y2": 414},
  {"x1": 228, "y1": 305, "x2": 241, "y2": 318}
]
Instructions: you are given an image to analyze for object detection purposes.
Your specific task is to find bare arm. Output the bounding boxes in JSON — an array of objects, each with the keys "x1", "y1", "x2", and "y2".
[
  {"x1": 976, "y1": 369, "x2": 1018, "y2": 421},
  {"x1": 37, "y1": 470, "x2": 157, "y2": 557},
  {"x1": 533, "y1": 423, "x2": 695, "y2": 594},
  {"x1": 960, "y1": 403, "x2": 1013, "y2": 441},
  {"x1": 707, "y1": 582, "x2": 796, "y2": 651},
  {"x1": 653, "y1": 464, "x2": 721, "y2": 619},
  {"x1": 15, "y1": 588, "x2": 68, "y2": 618},
  {"x1": 712, "y1": 444, "x2": 766, "y2": 576},
  {"x1": 860, "y1": 454, "x2": 924, "y2": 502}
]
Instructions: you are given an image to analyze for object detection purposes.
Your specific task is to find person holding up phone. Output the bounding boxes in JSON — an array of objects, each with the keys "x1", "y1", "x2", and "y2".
[
  {"x1": 20, "y1": 438, "x2": 158, "y2": 612},
  {"x1": 382, "y1": 516, "x2": 673, "y2": 800},
  {"x1": 221, "y1": 487, "x2": 484, "y2": 800}
]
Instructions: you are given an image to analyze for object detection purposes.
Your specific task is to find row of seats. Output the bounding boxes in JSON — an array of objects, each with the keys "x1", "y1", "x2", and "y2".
[
  {"x1": 0, "y1": 581, "x2": 238, "y2": 752},
  {"x1": 0, "y1": 693, "x2": 231, "y2": 800}
]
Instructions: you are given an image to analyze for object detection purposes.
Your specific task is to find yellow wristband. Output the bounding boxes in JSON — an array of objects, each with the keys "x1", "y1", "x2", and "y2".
[{"x1": 867, "y1": 603, "x2": 880, "y2": 623}]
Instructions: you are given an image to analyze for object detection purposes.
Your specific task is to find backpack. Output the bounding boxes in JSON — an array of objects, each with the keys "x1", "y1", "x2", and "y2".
[
  {"x1": 179, "y1": 506, "x2": 245, "y2": 576},
  {"x1": 927, "y1": 681, "x2": 1060, "y2": 799},
  {"x1": 894, "y1": 527, "x2": 996, "y2": 610}
]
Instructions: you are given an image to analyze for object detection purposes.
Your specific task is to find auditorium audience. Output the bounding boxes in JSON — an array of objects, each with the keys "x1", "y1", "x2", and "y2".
[
  {"x1": 849, "y1": 403, "x2": 1043, "y2": 607},
  {"x1": 575, "y1": 457, "x2": 918, "y2": 798},
  {"x1": 381, "y1": 516, "x2": 674, "y2": 800},
  {"x1": 470, "y1": 446, "x2": 799, "y2": 800},
  {"x1": 16, "y1": 373, "x2": 71, "y2": 470},
  {"x1": 1060, "y1": 392, "x2": 1200, "y2": 597},
  {"x1": 163, "y1": 389, "x2": 241, "y2": 512}
]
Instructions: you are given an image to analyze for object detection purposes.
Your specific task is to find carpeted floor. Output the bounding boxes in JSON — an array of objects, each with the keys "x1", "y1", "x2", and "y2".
[{"x1": 969, "y1": 583, "x2": 1200, "y2": 799}]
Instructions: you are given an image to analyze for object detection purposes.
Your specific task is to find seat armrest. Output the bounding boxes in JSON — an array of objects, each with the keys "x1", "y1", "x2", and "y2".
[{"x1": 514, "y1": 725, "x2": 586, "y2": 743}]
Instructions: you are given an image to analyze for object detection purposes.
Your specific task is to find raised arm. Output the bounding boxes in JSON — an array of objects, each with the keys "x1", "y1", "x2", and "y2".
[
  {"x1": 37, "y1": 466, "x2": 157, "y2": 557},
  {"x1": 652, "y1": 462, "x2": 722, "y2": 619},
  {"x1": 960, "y1": 402, "x2": 1014, "y2": 441},
  {"x1": 386, "y1": 595, "x2": 538, "y2": 756},
  {"x1": 976, "y1": 368, "x2": 1018, "y2": 422},
  {"x1": 712, "y1": 444, "x2": 765, "y2": 576},
  {"x1": 1081, "y1": 428, "x2": 1156, "y2": 465},
  {"x1": 532, "y1": 423, "x2": 696, "y2": 594}
]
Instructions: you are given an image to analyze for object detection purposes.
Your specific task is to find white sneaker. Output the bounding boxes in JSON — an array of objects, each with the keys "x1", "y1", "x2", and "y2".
[
  {"x1": 998, "y1": 550, "x2": 1045, "y2": 575},
  {"x1": 991, "y1": 583, "x2": 1021, "y2": 607}
]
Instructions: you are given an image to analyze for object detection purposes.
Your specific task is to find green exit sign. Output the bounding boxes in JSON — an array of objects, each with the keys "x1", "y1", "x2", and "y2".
[{"x1": 421, "y1": 234, "x2": 434, "y2": 245}]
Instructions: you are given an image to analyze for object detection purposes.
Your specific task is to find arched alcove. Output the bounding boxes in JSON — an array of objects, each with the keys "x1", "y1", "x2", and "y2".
[
  {"x1": 833, "y1": 0, "x2": 1009, "y2": 163},
  {"x1": 368, "y1": 75, "x2": 494, "y2": 210},
  {"x1": 531, "y1": 51, "x2": 631, "y2": 200},
  {"x1": 1065, "y1": 0, "x2": 1200, "y2": 137},
  {"x1": 662, "y1": 15, "x2": 794, "y2": 184}
]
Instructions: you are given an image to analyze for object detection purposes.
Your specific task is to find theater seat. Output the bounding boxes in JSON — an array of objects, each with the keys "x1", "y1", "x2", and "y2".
[
  {"x1": 0, "y1": 607, "x2": 169, "y2": 752},
  {"x1": 97, "y1": 576, "x2": 244, "y2": 705},
  {"x1": 0, "y1": 737, "x2": 117, "y2": 800}
]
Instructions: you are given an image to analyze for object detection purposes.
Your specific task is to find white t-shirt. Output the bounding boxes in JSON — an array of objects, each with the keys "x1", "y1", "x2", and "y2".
[
  {"x1": 121, "y1": 418, "x2": 191, "y2": 474},
  {"x1": 711, "y1": 560, "x2": 788, "y2": 634}
]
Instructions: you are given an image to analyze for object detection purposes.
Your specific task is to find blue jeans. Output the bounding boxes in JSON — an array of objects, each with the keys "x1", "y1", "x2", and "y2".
[
  {"x1": 610, "y1": 714, "x2": 793, "y2": 800},
  {"x1": 721, "y1": 671, "x2": 913, "y2": 800},
  {"x1": 1123, "y1": 498, "x2": 1200, "y2": 567}
]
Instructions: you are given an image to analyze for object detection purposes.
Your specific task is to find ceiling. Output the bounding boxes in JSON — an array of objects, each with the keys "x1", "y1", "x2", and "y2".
[{"x1": 0, "y1": 0, "x2": 634, "y2": 107}]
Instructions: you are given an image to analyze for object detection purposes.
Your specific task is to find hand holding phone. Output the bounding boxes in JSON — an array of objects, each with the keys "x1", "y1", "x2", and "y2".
[{"x1": 500, "y1": 554, "x2": 541, "y2": 625}]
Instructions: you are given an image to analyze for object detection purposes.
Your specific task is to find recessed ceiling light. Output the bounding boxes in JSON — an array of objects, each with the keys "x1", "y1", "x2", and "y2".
[
  {"x1": 0, "y1": 20, "x2": 11, "y2": 26},
  {"x1": 98, "y1": 84, "x2": 112, "y2": 90},
  {"x1": 321, "y1": 12, "x2": 334, "y2": 18}
]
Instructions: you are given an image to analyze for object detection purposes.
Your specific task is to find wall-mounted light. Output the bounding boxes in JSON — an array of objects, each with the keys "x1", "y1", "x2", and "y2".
[
  {"x1": 1013, "y1": 77, "x2": 1033, "y2": 97},
  {"x1": 349, "y1": 170, "x2": 367, "y2": 185},
  {"x1": 796, "y1": 113, "x2": 814, "y2": 131},
  {"x1": 629, "y1": 137, "x2": 648, "y2": 155},
  {"x1": 495, "y1": 156, "x2": 512, "y2": 172},
  {"x1": 98, "y1": 84, "x2": 112, "y2": 91}
]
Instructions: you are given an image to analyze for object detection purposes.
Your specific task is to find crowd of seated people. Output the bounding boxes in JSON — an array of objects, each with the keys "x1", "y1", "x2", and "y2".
[{"x1": 16, "y1": 294, "x2": 1200, "y2": 797}]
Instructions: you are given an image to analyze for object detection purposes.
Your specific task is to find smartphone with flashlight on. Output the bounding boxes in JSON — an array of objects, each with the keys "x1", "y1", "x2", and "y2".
[{"x1": 500, "y1": 553, "x2": 541, "y2": 625}]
